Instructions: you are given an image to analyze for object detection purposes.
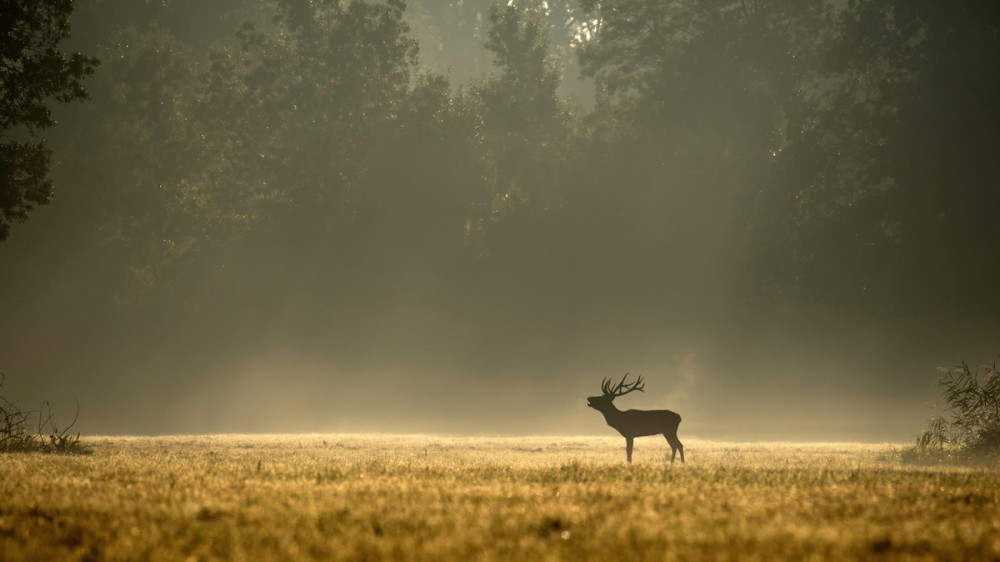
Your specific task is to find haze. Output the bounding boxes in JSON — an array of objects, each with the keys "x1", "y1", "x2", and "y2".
[{"x1": 1, "y1": 0, "x2": 997, "y2": 442}]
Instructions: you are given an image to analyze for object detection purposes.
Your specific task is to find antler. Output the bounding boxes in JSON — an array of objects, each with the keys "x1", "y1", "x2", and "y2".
[{"x1": 601, "y1": 373, "x2": 645, "y2": 398}]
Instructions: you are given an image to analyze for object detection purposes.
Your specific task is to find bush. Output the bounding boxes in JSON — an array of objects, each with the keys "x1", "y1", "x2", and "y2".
[
  {"x1": 903, "y1": 358, "x2": 1000, "y2": 465},
  {"x1": 0, "y1": 372, "x2": 91, "y2": 454},
  {"x1": 1, "y1": 373, "x2": 37, "y2": 452}
]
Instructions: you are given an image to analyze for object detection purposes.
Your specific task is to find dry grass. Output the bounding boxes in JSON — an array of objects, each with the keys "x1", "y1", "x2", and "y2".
[{"x1": 2, "y1": 434, "x2": 999, "y2": 561}]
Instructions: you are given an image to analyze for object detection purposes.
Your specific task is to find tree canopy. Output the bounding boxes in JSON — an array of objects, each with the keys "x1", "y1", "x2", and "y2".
[
  {"x1": 0, "y1": 0, "x2": 98, "y2": 241},
  {"x1": 7, "y1": 0, "x2": 998, "y2": 312}
]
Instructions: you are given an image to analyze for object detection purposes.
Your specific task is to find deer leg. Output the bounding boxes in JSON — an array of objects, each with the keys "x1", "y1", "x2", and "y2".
[
  {"x1": 625, "y1": 437, "x2": 633, "y2": 463},
  {"x1": 665, "y1": 434, "x2": 685, "y2": 463}
]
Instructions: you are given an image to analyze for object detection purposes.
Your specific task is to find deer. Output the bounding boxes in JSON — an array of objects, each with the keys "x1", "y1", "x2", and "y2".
[{"x1": 587, "y1": 373, "x2": 684, "y2": 464}]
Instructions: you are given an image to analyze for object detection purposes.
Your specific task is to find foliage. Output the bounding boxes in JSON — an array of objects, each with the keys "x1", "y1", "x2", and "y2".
[
  {"x1": 3, "y1": 0, "x2": 999, "y2": 390},
  {"x1": 407, "y1": 0, "x2": 585, "y2": 97},
  {"x1": 0, "y1": 0, "x2": 98, "y2": 241},
  {"x1": 474, "y1": 1, "x2": 571, "y2": 231},
  {"x1": 68, "y1": 0, "x2": 438, "y2": 305},
  {"x1": 757, "y1": 0, "x2": 1000, "y2": 310},
  {"x1": 904, "y1": 358, "x2": 1000, "y2": 465},
  {"x1": 54, "y1": 0, "x2": 1000, "y2": 314},
  {"x1": 0, "y1": 373, "x2": 90, "y2": 454}
]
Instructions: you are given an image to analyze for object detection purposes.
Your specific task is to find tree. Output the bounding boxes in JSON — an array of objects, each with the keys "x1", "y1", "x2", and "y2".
[
  {"x1": 0, "y1": 0, "x2": 98, "y2": 241},
  {"x1": 758, "y1": 0, "x2": 1000, "y2": 312},
  {"x1": 560, "y1": 0, "x2": 835, "y2": 317},
  {"x1": 474, "y1": 1, "x2": 571, "y2": 241},
  {"x1": 72, "y1": 26, "x2": 216, "y2": 302},
  {"x1": 64, "y1": 0, "x2": 426, "y2": 304}
]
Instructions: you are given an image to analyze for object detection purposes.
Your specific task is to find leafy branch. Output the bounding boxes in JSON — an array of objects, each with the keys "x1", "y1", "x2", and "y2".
[{"x1": 906, "y1": 358, "x2": 1000, "y2": 465}]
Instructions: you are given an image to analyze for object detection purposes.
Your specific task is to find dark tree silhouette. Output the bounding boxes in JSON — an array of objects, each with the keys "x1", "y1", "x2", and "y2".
[
  {"x1": 587, "y1": 374, "x2": 684, "y2": 464},
  {"x1": 0, "y1": 0, "x2": 98, "y2": 241}
]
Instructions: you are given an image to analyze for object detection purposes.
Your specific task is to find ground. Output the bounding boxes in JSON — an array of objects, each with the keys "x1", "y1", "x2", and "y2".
[{"x1": 1, "y1": 434, "x2": 998, "y2": 560}]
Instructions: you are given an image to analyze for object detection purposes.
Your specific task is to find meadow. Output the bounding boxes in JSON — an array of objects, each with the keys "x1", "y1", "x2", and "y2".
[{"x1": 1, "y1": 434, "x2": 999, "y2": 561}]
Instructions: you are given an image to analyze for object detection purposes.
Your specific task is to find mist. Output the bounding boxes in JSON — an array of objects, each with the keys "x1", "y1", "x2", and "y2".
[{"x1": 2, "y1": 0, "x2": 997, "y2": 442}]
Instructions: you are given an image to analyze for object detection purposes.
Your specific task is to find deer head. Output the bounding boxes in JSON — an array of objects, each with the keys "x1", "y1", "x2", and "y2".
[{"x1": 587, "y1": 373, "x2": 645, "y2": 413}]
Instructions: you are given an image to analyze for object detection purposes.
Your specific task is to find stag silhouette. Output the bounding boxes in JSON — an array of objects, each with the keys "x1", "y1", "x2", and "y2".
[{"x1": 587, "y1": 374, "x2": 684, "y2": 463}]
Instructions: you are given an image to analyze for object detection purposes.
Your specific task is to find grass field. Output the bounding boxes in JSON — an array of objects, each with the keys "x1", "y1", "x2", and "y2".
[{"x1": 1, "y1": 434, "x2": 999, "y2": 561}]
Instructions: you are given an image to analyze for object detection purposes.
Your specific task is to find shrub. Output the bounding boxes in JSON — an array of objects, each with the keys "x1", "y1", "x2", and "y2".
[
  {"x1": 903, "y1": 358, "x2": 1000, "y2": 465},
  {"x1": 0, "y1": 372, "x2": 91, "y2": 454},
  {"x1": 1, "y1": 373, "x2": 37, "y2": 452}
]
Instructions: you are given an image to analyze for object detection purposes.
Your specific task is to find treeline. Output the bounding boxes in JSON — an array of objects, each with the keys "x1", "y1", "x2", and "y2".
[{"x1": 19, "y1": 0, "x2": 1000, "y2": 362}]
